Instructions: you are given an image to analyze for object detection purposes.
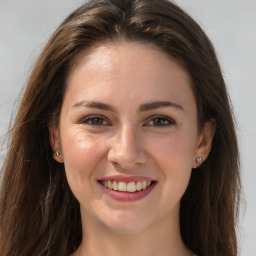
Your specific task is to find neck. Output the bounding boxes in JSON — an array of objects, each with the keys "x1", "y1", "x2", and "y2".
[{"x1": 78, "y1": 208, "x2": 193, "y2": 256}]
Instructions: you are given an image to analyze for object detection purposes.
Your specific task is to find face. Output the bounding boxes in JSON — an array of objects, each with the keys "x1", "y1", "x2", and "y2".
[{"x1": 50, "y1": 41, "x2": 214, "y2": 235}]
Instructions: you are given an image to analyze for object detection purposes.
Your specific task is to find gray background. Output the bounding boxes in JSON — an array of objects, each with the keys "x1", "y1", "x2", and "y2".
[{"x1": 0, "y1": 1, "x2": 255, "y2": 255}]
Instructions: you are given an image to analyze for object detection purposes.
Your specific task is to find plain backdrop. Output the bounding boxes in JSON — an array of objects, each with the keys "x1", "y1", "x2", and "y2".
[{"x1": 0, "y1": 1, "x2": 255, "y2": 255}]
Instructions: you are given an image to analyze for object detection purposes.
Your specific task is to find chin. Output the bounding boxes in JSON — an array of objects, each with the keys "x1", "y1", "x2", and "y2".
[{"x1": 99, "y1": 209, "x2": 153, "y2": 235}]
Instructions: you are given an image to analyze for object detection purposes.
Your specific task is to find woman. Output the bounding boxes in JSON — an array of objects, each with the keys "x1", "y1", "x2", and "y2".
[{"x1": 0, "y1": 0, "x2": 240, "y2": 255}]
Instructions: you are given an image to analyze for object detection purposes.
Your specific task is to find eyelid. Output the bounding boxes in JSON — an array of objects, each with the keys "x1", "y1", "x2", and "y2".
[
  {"x1": 80, "y1": 115, "x2": 111, "y2": 126},
  {"x1": 144, "y1": 115, "x2": 176, "y2": 127}
]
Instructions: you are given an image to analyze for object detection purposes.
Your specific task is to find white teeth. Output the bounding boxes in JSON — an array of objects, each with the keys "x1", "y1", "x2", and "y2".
[
  {"x1": 142, "y1": 181, "x2": 147, "y2": 190},
  {"x1": 136, "y1": 181, "x2": 142, "y2": 191},
  {"x1": 107, "y1": 180, "x2": 113, "y2": 190},
  {"x1": 127, "y1": 182, "x2": 136, "y2": 192},
  {"x1": 118, "y1": 181, "x2": 127, "y2": 192},
  {"x1": 112, "y1": 181, "x2": 118, "y2": 191},
  {"x1": 101, "y1": 180, "x2": 152, "y2": 192}
]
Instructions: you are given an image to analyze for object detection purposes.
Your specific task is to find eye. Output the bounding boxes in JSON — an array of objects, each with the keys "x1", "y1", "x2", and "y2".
[
  {"x1": 81, "y1": 116, "x2": 110, "y2": 126},
  {"x1": 145, "y1": 116, "x2": 175, "y2": 127}
]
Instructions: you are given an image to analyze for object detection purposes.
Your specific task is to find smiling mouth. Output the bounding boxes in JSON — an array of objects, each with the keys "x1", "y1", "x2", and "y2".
[{"x1": 100, "y1": 180, "x2": 154, "y2": 193}]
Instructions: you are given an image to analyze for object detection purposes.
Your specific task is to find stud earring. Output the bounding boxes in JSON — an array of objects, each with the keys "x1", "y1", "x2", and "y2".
[
  {"x1": 55, "y1": 152, "x2": 60, "y2": 156},
  {"x1": 196, "y1": 157, "x2": 202, "y2": 164}
]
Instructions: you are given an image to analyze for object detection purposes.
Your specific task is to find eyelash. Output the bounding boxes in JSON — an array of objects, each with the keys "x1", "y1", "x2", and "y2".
[
  {"x1": 80, "y1": 115, "x2": 175, "y2": 128},
  {"x1": 145, "y1": 115, "x2": 175, "y2": 127},
  {"x1": 81, "y1": 115, "x2": 110, "y2": 126}
]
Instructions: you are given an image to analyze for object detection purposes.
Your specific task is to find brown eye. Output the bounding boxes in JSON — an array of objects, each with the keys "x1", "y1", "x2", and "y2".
[
  {"x1": 90, "y1": 117, "x2": 104, "y2": 125},
  {"x1": 82, "y1": 116, "x2": 109, "y2": 126},
  {"x1": 146, "y1": 116, "x2": 175, "y2": 127},
  {"x1": 153, "y1": 118, "x2": 168, "y2": 126}
]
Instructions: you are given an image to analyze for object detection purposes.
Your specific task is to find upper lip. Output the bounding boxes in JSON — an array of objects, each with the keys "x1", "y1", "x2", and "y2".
[{"x1": 98, "y1": 175, "x2": 156, "y2": 183}]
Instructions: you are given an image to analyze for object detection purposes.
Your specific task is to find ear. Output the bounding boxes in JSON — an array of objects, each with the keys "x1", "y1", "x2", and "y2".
[
  {"x1": 49, "y1": 124, "x2": 64, "y2": 163},
  {"x1": 193, "y1": 120, "x2": 216, "y2": 168}
]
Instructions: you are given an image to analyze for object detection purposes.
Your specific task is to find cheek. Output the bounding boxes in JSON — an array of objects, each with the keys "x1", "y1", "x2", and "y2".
[
  {"x1": 147, "y1": 130, "x2": 197, "y2": 200},
  {"x1": 60, "y1": 129, "x2": 107, "y2": 192},
  {"x1": 149, "y1": 130, "x2": 196, "y2": 168}
]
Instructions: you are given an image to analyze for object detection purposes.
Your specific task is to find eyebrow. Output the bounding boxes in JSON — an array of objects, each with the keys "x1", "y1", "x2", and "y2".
[
  {"x1": 72, "y1": 101, "x2": 116, "y2": 111},
  {"x1": 139, "y1": 101, "x2": 184, "y2": 111},
  {"x1": 72, "y1": 100, "x2": 184, "y2": 112}
]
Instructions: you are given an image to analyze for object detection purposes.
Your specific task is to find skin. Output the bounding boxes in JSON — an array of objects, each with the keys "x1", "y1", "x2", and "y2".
[{"x1": 50, "y1": 41, "x2": 215, "y2": 256}]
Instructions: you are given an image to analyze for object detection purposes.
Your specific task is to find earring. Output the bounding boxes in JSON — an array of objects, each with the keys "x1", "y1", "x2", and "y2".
[
  {"x1": 196, "y1": 157, "x2": 202, "y2": 164},
  {"x1": 55, "y1": 152, "x2": 60, "y2": 156}
]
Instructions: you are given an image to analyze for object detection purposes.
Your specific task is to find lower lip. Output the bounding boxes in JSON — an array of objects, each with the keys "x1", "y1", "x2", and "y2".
[{"x1": 99, "y1": 182, "x2": 157, "y2": 201}]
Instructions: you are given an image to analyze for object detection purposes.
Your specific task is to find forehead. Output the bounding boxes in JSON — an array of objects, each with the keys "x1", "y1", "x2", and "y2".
[
  {"x1": 68, "y1": 40, "x2": 190, "y2": 80},
  {"x1": 64, "y1": 41, "x2": 195, "y2": 111}
]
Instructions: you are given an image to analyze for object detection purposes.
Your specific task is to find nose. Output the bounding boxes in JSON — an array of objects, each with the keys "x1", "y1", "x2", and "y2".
[{"x1": 107, "y1": 125, "x2": 147, "y2": 170}]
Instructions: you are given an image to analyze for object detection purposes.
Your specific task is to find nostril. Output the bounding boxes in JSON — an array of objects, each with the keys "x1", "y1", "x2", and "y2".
[
  {"x1": 111, "y1": 161, "x2": 122, "y2": 168},
  {"x1": 110, "y1": 161, "x2": 131, "y2": 171}
]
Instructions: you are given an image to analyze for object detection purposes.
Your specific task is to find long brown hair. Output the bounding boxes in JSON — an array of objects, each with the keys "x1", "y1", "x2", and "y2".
[{"x1": 0, "y1": 0, "x2": 240, "y2": 255}]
